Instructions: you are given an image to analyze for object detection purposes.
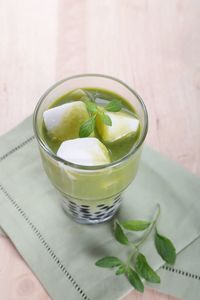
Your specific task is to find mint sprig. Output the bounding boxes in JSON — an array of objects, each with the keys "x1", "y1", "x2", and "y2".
[
  {"x1": 95, "y1": 204, "x2": 176, "y2": 293},
  {"x1": 79, "y1": 97, "x2": 122, "y2": 138},
  {"x1": 79, "y1": 116, "x2": 96, "y2": 138}
]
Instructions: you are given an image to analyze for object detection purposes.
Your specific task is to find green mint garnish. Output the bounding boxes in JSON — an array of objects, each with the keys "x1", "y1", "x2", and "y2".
[
  {"x1": 115, "y1": 265, "x2": 126, "y2": 275},
  {"x1": 120, "y1": 220, "x2": 150, "y2": 231},
  {"x1": 135, "y1": 253, "x2": 161, "y2": 283},
  {"x1": 79, "y1": 95, "x2": 122, "y2": 138},
  {"x1": 114, "y1": 221, "x2": 129, "y2": 245},
  {"x1": 79, "y1": 116, "x2": 96, "y2": 138},
  {"x1": 126, "y1": 267, "x2": 144, "y2": 292},
  {"x1": 155, "y1": 230, "x2": 176, "y2": 265},
  {"x1": 95, "y1": 256, "x2": 122, "y2": 268},
  {"x1": 85, "y1": 101, "x2": 98, "y2": 113},
  {"x1": 105, "y1": 99, "x2": 122, "y2": 112},
  {"x1": 95, "y1": 204, "x2": 176, "y2": 293},
  {"x1": 99, "y1": 112, "x2": 112, "y2": 126}
]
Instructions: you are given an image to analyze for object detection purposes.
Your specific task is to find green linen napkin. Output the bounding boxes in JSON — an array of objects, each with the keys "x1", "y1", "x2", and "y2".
[
  {"x1": 0, "y1": 117, "x2": 200, "y2": 300},
  {"x1": 155, "y1": 237, "x2": 200, "y2": 299}
]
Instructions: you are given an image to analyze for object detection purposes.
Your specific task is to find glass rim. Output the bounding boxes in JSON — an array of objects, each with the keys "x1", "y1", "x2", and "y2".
[{"x1": 33, "y1": 73, "x2": 148, "y2": 170}]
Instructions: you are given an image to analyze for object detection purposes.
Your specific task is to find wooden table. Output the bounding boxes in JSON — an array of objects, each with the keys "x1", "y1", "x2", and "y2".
[{"x1": 0, "y1": 0, "x2": 199, "y2": 299}]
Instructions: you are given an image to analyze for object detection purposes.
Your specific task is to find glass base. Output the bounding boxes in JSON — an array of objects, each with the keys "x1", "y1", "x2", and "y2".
[{"x1": 61, "y1": 194, "x2": 121, "y2": 224}]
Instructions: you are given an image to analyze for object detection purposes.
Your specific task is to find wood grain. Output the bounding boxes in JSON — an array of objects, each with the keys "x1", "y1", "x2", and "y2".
[
  {"x1": 0, "y1": 0, "x2": 199, "y2": 299},
  {"x1": 0, "y1": 236, "x2": 50, "y2": 300},
  {"x1": 0, "y1": 0, "x2": 57, "y2": 136}
]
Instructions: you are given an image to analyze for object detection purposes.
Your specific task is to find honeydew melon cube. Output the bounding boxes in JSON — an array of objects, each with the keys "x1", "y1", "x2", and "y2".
[
  {"x1": 96, "y1": 111, "x2": 140, "y2": 143},
  {"x1": 57, "y1": 137, "x2": 111, "y2": 166},
  {"x1": 43, "y1": 101, "x2": 89, "y2": 141}
]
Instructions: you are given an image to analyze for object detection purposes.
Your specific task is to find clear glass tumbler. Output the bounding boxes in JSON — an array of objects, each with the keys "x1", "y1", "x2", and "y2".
[{"x1": 33, "y1": 74, "x2": 148, "y2": 224}]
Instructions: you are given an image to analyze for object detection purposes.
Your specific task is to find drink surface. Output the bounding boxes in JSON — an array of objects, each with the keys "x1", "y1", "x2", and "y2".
[{"x1": 42, "y1": 87, "x2": 141, "y2": 163}]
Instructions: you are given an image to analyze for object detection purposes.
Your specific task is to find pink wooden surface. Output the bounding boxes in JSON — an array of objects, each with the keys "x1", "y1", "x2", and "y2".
[
  {"x1": 1, "y1": 0, "x2": 199, "y2": 299},
  {"x1": 0, "y1": 236, "x2": 50, "y2": 300}
]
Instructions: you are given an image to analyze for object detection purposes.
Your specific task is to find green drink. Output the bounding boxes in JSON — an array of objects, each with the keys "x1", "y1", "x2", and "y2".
[{"x1": 33, "y1": 74, "x2": 148, "y2": 224}]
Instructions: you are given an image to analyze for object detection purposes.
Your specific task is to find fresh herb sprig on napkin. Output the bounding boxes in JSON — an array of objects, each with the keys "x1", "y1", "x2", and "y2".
[{"x1": 95, "y1": 204, "x2": 176, "y2": 293}]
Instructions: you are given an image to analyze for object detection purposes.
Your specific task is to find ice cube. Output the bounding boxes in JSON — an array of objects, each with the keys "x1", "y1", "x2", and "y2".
[
  {"x1": 43, "y1": 101, "x2": 89, "y2": 141},
  {"x1": 96, "y1": 111, "x2": 139, "y2": 142},
  {"x1": 57, "y1": 137, "x2": 111, "y2": 166}
]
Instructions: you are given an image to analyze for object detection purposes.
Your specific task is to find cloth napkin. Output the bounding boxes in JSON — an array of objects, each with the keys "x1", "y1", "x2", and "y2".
[{"x1": 0, "y1": 117, "x2": 199, "y2": 300}]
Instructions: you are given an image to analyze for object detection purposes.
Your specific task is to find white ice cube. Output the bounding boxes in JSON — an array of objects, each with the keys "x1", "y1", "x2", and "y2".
[
  {"x1": 43, "y1": 101, "x2": 89, "y2": 141},
  {"x1": 57, "y1": 138, "x2": 111, "y2": 166},
  {"x1": 97, "y1": 111, "x2": 140, "y2": 142}
]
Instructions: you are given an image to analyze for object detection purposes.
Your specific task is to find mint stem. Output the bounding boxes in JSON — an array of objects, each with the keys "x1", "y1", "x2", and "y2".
[
  {"x1": 134, "y1": 204, "x2": 161, "y2": 249},
  {"x1": 126, "y1": 248, "x2": 138, "y2": 267},
  {"x1": 125, "y1": 204, "x2": 160, "y2": 268}
]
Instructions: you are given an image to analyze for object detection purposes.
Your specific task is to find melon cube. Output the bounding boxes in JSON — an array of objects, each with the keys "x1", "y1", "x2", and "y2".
[
  {"x1": 43, "y1": 101, "x2": 89, "y2": 141},
  {"x1": 96, "y1": 111, "x2": 139, "y2": 142},
  {"x1": 57, "y1": 137, "x2": 111, "y2": 166}
]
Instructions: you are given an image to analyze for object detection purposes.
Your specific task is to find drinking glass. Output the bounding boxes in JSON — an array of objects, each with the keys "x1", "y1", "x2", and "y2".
[{"x1": 33, "y1": 74, "x2": 148, "y2": 224}]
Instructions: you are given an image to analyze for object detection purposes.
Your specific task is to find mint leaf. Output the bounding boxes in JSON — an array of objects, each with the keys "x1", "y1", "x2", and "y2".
[
  {"x1": 135, "y1": 253, "x2": 160, "y2": 283},
  {"x1": 155, "y1": 230, "x2": 176, "y2": 265},
  {"x1": 95, "y1": 256, "x2": 122, "y2": 268},
  {"x1": 105, "y1": 100, "x2": 122, "y2": 112},
  {"x1": 99, "y1": 113, "x2": 112, "y2": 126},
  {"x1": 85, "y1": 101, "x2": 98, "y2": 113},
  {"x1": 114, "y1": 222, "x2": 129, "y2": 245},
  {"x1": 116, "y1": 265, "x2": 126, "y2": 275},
  {"x1": 79, "y1": 116, "x2": 95, "y2": 137},
  {"x1": 120, "y1": 220, "x2": 150, "y2": 231},
  {"x1": 126, "y1": 267, "x2": 144, "y2": 292}
]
